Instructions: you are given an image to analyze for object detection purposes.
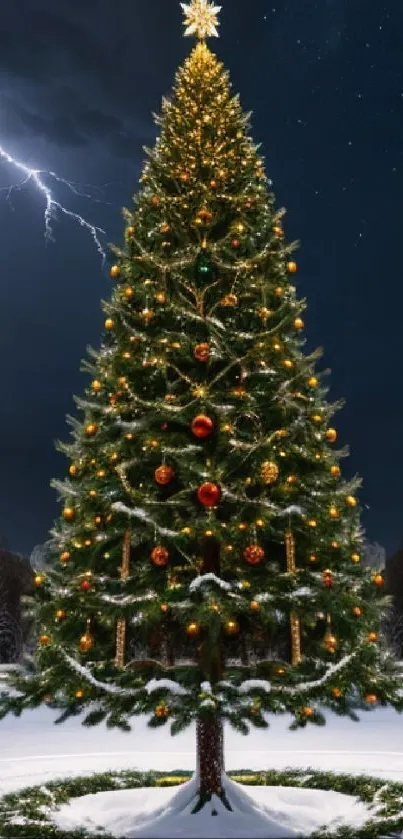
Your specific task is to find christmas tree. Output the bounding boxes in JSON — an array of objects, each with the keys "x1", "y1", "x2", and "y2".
[{"x1": 2, "y1": 0, "x2": 402, "y2": 812}]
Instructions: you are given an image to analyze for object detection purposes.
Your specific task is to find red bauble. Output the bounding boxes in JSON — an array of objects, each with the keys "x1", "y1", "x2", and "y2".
[
  {"x1": 194, "y1": 342, "x2": 210, "y2": 362},
  {"x1": 191, "y1": 415, "x2": 214, "y2": 439},
  {"x1": 231, "y1": 238, "x2": 240, "y2": 249},
  {"x1": 151, "y1": 546, "x2": 169, "y2": 567},
  {"x1": 323, "y1": 570, "x2": 333, "y2": 588},
  {"x1": 81, "y1": 579, "x2": 91, "y2": 592},
  {"x1": 197, "y1": 482, "x2": 221, "y2": 507},
  {"x1": 243, "y1": 545, "x2": 265, "y2": 565},
  {"x1": 155, "y1": 465, "x2": 175, "y2": 485}
]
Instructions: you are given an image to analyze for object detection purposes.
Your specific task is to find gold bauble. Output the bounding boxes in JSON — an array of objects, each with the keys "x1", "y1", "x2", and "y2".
[
  {"x1": 326, "y1": 428, "x2": 337, "y2": 443},
  {"x1": 331, "y1": 465, "x2": 341, "y2": 477},
  {"x1": 283, "y1": 359, "x2": 294, "y2": 369},
  {"x1": 186, "y1": 621, "x2": 201, "y2": 637},
  {"x1": 63, "y1": 507, "x2": 75, "y2": 522},
  {"x1": 329, "y1": 505, "x2": 339, "y2": 519},
  {"x1": 104, "y1": 318, "x2": 115, "y2": 330},
  {"x1": 294, "y1": 317, "x2": 304, "y2": 330},
  {"x1": 257, "y1": 306, "x2": 272, "y2": 320},
  {"x1": 56, "y1": 609, "x2": 66, "y2": 619},
  {"x1": 155, "y1": 292, "x2": 166, "y2": 304},
  {"x1": 260, "y1": 461, "x2": 279, "y2": 485},
  {"x1": 346, "y1": 495, "x2": 357, "y2": 507},
  {"x1": 307, "y1": 518, "x2": 317, "y2": 528},
  {"x1": 34, "y1": 574, "x2": 45, "y2": 586},
  {"x1": 91, "y1": 380, "x2": 102, "y2": 393},
  {"x1": 250, "y1": 601, "x2": 260, "y2": 612},
  {"x1": 110, "y1": 265, "x2": 120, "y2": 279},
  {"x1": 308, "y1": 376, "x2": 318, "y2": 388},
  {"x1": 79, "y1": 632, "x2": 94, "y2": 653},
  {"x1": 60, "y1": 551, "x2": 70, "y2": 563},
  {"x1": 221, "y1": 293, "x2": 238, "y2": 307},
  {"x1": 288, "y1": 261, "x2": 297, "y2": 273},
  {"x1": 274, "y1": 287, "x2": 284, "y2": 297},
  {"x1": 374, "y1": 574, "x2": 384, "y2": 587},
  {"x1": 351, "y1": 552, "x2": 361, "y2": 563},
  {"x1": 126, "y1": 226, "x2": 135, "y2": 239},
  {"x1": 75, "y1": 689, "x2": 85, "y2": 700},
  {"x1": 332, "y1": 688, "x2": 342, "y2": 698},
  {"x1": 224, "y1": 619, "x2": 240, "y2": 636},
  {"x1": 141, "y1": 308, "x2": 154, "y2": 323},
  {"x1": 303, "y1": 706, "x2": 314, "y2": 717},
  {"x1": 155, "y1": 703, "x2": 169, "y2": 718},
  {"x1": 69, "y1": 464, "x2": 78, "y2": 476},
  {"x1": 89, "y1": 489, "x2": 97, "y2": 498},
  {"x1": 85, "y1": 423, "x2": 98, "y2": 437},
  {"x1": 124, "y1": 286, "x2": 134, "y2": 298}
]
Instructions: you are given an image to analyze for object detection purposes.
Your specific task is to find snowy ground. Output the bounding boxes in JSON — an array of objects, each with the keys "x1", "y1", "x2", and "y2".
[{"x1": 1, "y1": 705, "x2": 403, "y2": 836}]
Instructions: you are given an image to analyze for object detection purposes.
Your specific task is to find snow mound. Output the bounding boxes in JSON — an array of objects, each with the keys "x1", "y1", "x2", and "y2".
[{"x1": 52, "y1": 774, "x2": 372, "y2": 838}]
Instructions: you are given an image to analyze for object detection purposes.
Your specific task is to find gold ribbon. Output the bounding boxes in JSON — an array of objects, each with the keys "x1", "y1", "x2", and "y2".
[
  {"x1": 115, "y1": 530, "x2": 131, "y2": 668},
  {"x1": 285, "y1": 527, "x2": 302, "y2": 666}
]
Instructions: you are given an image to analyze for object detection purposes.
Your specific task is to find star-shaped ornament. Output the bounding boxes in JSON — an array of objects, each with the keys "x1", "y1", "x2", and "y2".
[{"x1": 181, "y1": 0, "x2": 221, "y2": 39}]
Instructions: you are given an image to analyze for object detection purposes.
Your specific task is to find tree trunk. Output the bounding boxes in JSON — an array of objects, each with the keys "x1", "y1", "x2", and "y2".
[
  {"x1": 193, "y1": 537, "x2": 231, "y2": 812},
  {"x1": 196, "y1": 714, "x2": 223, "y2": 798}
]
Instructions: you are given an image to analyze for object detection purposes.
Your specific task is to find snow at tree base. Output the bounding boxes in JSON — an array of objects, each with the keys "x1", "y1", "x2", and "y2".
[{"x1": 1, "y1": 0, "x2": 403, "y2": 824}]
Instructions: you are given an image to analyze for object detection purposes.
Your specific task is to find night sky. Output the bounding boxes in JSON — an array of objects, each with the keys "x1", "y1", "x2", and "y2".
[{"x1": 1, "y1": 0, "x2": 402, "y2": 559}]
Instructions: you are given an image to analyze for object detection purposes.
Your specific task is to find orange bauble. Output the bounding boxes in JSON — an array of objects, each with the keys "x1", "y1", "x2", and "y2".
[
  {"x1": 288, "y1": 261, "x2": 297, "y2": 273},
  {"x1": 243, "y1": 545, "x2": 265, "y2": 565},
  {"x1": 250, "y1": 600, "x2": 261, "y2": 612},
  {"x1": 60, "y1": 551, "x2": 70, "y2": 563},
  {"x1": 231, "y1": 238, "x2": 240, "y2": 248},
  {"x1": 151, "y1": 546, "x2": 169, "y2": 567},
  {"x1": 353, "y1": 607, "x2": 362, "y2": 617},
  {"x1": 365, "y1": 694, "x2": 377, "y2": 704},
  {"x1": 332, "y1": 688, "x2": 342, "y2": 698},
  {"x1": 63, "y1": 507, "x2": 75, "y2": 522},
  {"x1": 326, "y1": 428, "x2": 337, "y2": 443},
  {"x1": 39, "y1": 634, "x2": 50, "y2": 646},
  {"x1": 194, "y1": 342, "x2": 210, "y2": 362},
  {"x1": 374, "y1": 574, "x2": 384, "y2": 587},
  {"x1": 126, "y1": 226, "x2": 135, "y2": 239},
  {"x1": 303, "y1": 706, "x2": 314, "y2": 717},
  {"x1": 191, "y1": 415, "x2": 214, "y2": 439},
  {"x1": 151, "y1": 195, "x2": 160, "y2": 206},
  {"x1": 197, "y1": 482, "x2": 221, "y2": 507},
  {"x1": 368, "y1": 632, "x2": 378, "y2": 642},
  {"x1": 331, "y1": 465, "x2": 341, "y2": 477},
  {"x1": 155, "y1": 465, "x2": 175, "y2": 485},
  {"x1": 110, "y1": 265, "x2": 121, "y2": 279},
  {"x1": 85, "y1": 423, "x2": 98, "y2": 437},
  {"x1": 294, "y1": 317, "x2": 304, "y2": 330}
]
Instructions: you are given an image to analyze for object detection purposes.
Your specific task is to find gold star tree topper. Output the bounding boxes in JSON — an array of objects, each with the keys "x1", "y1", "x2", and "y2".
[{"x1": 181, "y1": 0, "x2": 221, "y2": 39}]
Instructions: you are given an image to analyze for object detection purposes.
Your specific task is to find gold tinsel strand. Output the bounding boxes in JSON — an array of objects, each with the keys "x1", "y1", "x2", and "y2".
[
  {"x1": 115, "y1": 530, "x2": 131, "y2": 668},
  {"x1": 285, "y1": 527, "x2": 302, "y2": 666}
]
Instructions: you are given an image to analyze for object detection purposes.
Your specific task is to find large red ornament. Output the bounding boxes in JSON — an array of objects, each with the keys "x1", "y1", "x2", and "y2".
[
  {"x1": 81, "y1": 579, "x2": 91, "y2": 592},
  {"x1": 197, "y1": 482, "x2": 221, "y2": 507},
  {"x1": 243, "y1": 545, "x2": 265, "y2": 565},
  {"x1": 155, "y1": 465, "x2": 175, "y2": 485},
  {"x1": 191, "y1": 415, "x2": 214, "y2": 439},
  {"x1": 151, "y1": 546, "x2": 169, "y2": 567}
]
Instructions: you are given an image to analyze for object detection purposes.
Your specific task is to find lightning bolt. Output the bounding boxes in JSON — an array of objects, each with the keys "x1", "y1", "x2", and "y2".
[{"x1": 0, "y1": 145, "x2": 108, "y2": 266}]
